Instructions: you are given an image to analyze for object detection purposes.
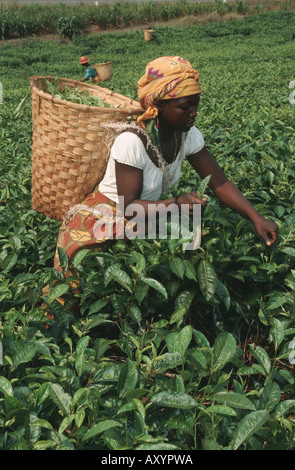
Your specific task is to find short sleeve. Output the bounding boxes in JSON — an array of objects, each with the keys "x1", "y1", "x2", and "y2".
[
  {"x1": 110, "y1": 132, "x2": 146, "y2": 170},
  {"x1": 183, "y1": 126, "x2": 205, "y2": 157}
]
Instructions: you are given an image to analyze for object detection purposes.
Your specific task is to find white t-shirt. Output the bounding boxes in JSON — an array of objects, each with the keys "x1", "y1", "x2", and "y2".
[{"x1": 98, "y1": 126, "x2": 205, "y2": 203}]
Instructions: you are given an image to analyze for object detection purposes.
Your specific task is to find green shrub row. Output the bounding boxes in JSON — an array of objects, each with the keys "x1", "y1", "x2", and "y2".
[{"x1": 0, "y1": 0, "x2": 292, "y2": 40}]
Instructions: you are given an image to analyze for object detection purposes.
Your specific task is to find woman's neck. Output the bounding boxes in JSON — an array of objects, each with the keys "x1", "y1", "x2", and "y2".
[{"x1": 158, "y1": 118, "x2": 175, "y2": 142}]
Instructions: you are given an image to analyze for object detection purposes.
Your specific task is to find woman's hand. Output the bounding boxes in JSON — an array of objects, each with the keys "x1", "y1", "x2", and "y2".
[
  {"x1": 187, "y1": 148, "x2": 279, "y2": 247},
  {"x1": 252, "y1": 215, "x2": 278, "y2": 247},
  {"x1": 176, "y1": 191, "x2": 208, "y2": 214}
]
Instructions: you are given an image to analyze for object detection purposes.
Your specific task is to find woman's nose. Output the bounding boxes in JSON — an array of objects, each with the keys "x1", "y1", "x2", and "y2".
[{"x1": 189, "y1": 106, "x2": 198, "y2": 117}]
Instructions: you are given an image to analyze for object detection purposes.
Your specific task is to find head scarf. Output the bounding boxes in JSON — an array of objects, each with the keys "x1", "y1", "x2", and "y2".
[{"x1": 137, "y1": 56, "x2": 201, "y2": 143}]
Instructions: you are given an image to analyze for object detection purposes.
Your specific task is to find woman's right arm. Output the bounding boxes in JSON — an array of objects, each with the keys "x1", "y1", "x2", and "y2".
[{"x1": 115, "y1": 161, "x2": 206, "y2": 219}]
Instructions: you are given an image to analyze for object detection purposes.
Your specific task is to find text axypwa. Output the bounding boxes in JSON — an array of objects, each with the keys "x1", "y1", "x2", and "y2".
[{"x1": 101, "y1": 454, "x2": 194, "y2": 467}]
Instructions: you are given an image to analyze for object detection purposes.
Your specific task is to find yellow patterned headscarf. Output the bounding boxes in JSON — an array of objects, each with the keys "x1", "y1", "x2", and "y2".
[{"x1": 137, "y1": 56, "x2": 201, "y2": 132}]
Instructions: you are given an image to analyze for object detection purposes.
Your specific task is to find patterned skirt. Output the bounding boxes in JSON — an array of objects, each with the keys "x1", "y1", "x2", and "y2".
[
  {"x1": 53, "y1": 190, "x2": 126, "y2": 279},
  {"x1": 42, "y1": 190, "x2": 135, "y2": 320}
]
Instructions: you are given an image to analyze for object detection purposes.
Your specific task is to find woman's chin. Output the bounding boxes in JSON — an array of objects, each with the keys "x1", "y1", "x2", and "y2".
[{"x1": 181, "y1": 122, "x2": 195, "y2": 132}]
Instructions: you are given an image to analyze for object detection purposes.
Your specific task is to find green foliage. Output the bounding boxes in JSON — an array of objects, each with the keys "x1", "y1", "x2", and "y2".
[
  {"x1": 44, "y1": 79, "x2": 115, "y2": 107},
  {"x1": 57, "y1": 15, "x2": 82, "y2": 40},
  {"x1": 0, "y1": 1, "x2": 294, "y2": 40},
  {"x1": 0, "y1": 9, "x2": 295, "y2": 450}
]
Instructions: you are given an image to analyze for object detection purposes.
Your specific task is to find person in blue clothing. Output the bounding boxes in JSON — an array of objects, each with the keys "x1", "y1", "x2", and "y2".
[{"x1": 80, "y1": 56, "x2": 99, "y2": 83}]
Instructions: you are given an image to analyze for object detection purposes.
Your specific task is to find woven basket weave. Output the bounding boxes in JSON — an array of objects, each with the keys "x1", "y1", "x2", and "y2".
[
  {"x1": 94, "y1": 62, "x2": 112, "y2": 81},
  {"x1": 144, "y1": 29, "x2": 155, "y2": 41},
  {"x1": 30, "y1": 76, "x2": 143, "y2": 221}
]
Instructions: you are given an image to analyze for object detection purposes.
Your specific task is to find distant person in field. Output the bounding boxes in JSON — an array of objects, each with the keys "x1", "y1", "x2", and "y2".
[
  {"x1": 54, "y1": 55, "x2": 278, "y2": 281},
  {"x1": 80, "y1": 56, "x2": 99, "y2": 83}
]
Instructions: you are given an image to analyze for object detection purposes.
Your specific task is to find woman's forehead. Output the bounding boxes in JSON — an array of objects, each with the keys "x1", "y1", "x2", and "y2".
[{"x1": 175, "y1": 94, "x2": 200, "y2": 104}]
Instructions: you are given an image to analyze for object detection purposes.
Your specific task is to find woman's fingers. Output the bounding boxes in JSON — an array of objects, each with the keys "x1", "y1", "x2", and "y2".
[
  {"x1": 176, "y1": 192, "x2": 207, "y2": 214},
  {"x1": 254, "y1": 217, "x2": 278, "y2": 246}
]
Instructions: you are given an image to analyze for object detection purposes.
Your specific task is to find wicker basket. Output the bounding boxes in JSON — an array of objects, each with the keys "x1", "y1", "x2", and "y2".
[
  {"x1": 30, "y1": 76, "x2": 143, "y2": 221},
  {"x1": 94, "y1": 61, "x2": 112, "y2": 81},
  {"x1": 144, "y1": 29, "x2": 154, "y2": 41}
]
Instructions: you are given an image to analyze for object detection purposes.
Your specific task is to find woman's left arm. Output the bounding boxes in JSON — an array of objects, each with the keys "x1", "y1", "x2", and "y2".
[{"x1": 187, "y1": 146, "x2": 278, "y2": 246}]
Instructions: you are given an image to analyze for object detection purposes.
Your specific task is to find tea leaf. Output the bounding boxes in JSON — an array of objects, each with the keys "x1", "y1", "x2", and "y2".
[
  {"x1": 33, "y1": 440, "x2": 56, "y2": 450},
  {"x1": 183, "y1": 259, "x2": 197, "y2": 281},
  {"x1": 75, "y1": 336, "x2": 90, "y2": 377},
  {"x1": 197, "y1": 259, "x2": 217, "y2": 301},
  {"x1": 213, "y1": 392, "x2": 256, "y2": 411},
  {"x1": 57, "y1": 247, "x2": 69, "y2": 274},
  {"x1": 88, "y1": 298, "x2": 109, "y2": 315},
  {"x1": 0, "y1": 377, "x2": 13, "y2": 397},
  {"x1": 47, "y1": 284, "x2": 69, "y2": 304},
  {"x1": 269, "y1": 318, "x2": 285, "y2": 350},
  {"x1": 274, "y1": 400, "x2": 295, "y2": 418},
  {"x1": 257, "y1": 382, "x2": 281, "y2": 412},
  {"x1": 117, "y1": 358, "x2": 138, "y2": 398},
  {"x1": 215, "y1": 279, "x2": 231, "y2": 311},
  {"x1": 128, "y1": 302, "x2": 142, "y2": 325},
  {"x1": 105, "y1": 265, "x2": 133, "y2": 292},
  {"x1": 136, "y1": 442, "x2": 180, "y2": 450},
  {"x1": 141, "y1": 277, "x2": 168, "y2": 300},
  {"x1": 169, "y1": 305, "x2": 187, "y2": 326},
  {"x1": 82, "y1": 420, "x2": 122, "y2": 443},
  {"x1": 281, "y1": 247, "x2": 295, "y2": 257},
  {"x1": 249, "y1": 344, "x2": 271, "y2": 375},
  {"x1": 72, "y1": 249, "x2": 89, "y2": 268},
  {"x1": 169, "y1": 256, "x2": 185, "y2": 279},
  {"x1": 155, "y1": 352, "x2": 183, "y2": 372},
  {"x1": 173, "y1": 325, "x2": 193, "y2": 357},
  {"x1": 12, "y1": 343, "x2": 37, "y2": 370},
  {"x1": 197, "y1": 174, "x2": 211, "y2": 199},
  {"x1": 152, "y1": 391, "x2": 200, "y2": 409},
  {"x1": 232, "y1": 410, "x2": 269, "y2": 450},
  {"x1": 48, "y1": 383, "x2": 72, "y2": 417},
  {"x1": 206, "y1": 404, "x2": 237, "y2": 417},
  {"x1": 212, "y1": 331, "x2": 237, "y2": 373}
]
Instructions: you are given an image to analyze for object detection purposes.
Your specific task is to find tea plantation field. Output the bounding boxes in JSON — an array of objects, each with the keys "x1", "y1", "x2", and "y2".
[{"x1": 0, "y1": 10, "x2": 294, "y2": 450}]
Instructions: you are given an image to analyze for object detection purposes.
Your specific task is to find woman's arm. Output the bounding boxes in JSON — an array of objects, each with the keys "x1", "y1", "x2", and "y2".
[
  {"x1": 115, "y1": 161, "x2": 206, "y2": 218},
  {"x1": 187, "y1": 146, "x2": 278, "y2": 246}
]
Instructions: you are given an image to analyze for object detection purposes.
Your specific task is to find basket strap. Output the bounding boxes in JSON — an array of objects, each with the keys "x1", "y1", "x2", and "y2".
[{"x1": 121, "y1": 128, "x2": 160, "y2": 168}]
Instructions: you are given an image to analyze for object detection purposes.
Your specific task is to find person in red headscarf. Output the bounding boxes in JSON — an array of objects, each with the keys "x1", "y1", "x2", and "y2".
[{"x1": 80, "y1": 56, "x2": 98, "y2": 83}]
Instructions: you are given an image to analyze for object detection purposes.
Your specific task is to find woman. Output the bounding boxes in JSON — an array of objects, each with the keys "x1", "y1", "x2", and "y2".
[{"x1": 54, "y1": 56, "x2": 278, "y2": 279}]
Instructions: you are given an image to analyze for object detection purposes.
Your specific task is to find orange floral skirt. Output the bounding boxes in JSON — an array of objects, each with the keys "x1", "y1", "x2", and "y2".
[
  {"x1": 43, "y1": 190, "x2": 130, "y2": 320},
  {"x1": 53, "y1": 190, "x2": 125, "y2": 278}
]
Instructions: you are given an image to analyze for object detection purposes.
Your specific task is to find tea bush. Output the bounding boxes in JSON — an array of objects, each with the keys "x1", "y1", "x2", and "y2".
[
  {"x1": 0, "y1": 10, "x2": 294, "y2": 450},
  {"x1": 0, "y1": 0, "x2": 295, "y2": 40}
]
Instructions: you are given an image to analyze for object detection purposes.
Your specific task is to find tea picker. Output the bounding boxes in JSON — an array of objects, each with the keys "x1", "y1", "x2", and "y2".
[
  {"x1": 80, "y1": 56, "x2": 99, "y2": 83},
  {"x1": 52, "y1": 55, "x2": 278, "y2": 282}
]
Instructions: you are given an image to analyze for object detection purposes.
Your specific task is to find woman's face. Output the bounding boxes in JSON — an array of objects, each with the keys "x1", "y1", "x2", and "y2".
[{"x1": 158, "y1": 94, "x2": 200, "y2": 132}]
